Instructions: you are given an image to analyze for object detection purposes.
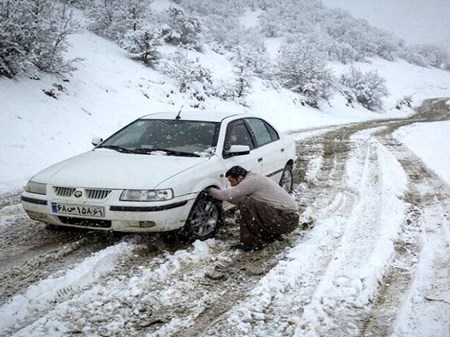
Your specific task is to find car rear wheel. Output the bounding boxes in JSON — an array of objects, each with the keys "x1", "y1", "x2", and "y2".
[
  {"x1": 279, "y1": 164, "x2": 293, "y2": 193},
  {"x1": 180, "y1": 192, "x2": 223, "y2": 242}
]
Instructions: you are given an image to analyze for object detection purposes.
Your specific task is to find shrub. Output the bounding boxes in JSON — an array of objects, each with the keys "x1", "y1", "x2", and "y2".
[
  {"x1": 120, "y1": 28, "x2": 161, "y2": 67},
  {"x1": 0, "y1": 0, "x2": 79, "y2": 78},
  {"x1": 395, "y1": 95, "x2": 413, "y2": 110},
  {"x1": 340, "y1": 67, "x2": 389, "y2": 111},
  {"x1": 161, "y1": 7, "x2": 202, "y2": 51},
  {"x1": 158, "y1": 49, "x2": 212, "y2": 94},
  {"x1": 276, "y1": 41, "x2": 334, "y2": 100},
  {"x1": 400, "y1": 43, "x2": 450, "y2": 70}
]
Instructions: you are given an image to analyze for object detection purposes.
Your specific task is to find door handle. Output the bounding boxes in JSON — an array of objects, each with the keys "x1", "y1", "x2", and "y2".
[{"x1": 258, "y1": 158, "x2": 263, "y2": 162}]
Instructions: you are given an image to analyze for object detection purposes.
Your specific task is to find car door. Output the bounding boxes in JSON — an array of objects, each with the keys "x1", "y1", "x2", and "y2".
[
  {"x1": 222, "y1": 119, "x2": 263, "y2": 174},
  {"x1": 244, "y1": 118, "x2": 286, "y2": 182}
]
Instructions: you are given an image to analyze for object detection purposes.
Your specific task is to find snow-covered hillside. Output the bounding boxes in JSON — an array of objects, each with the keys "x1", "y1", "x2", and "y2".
[{"x1": 2, "y1": 18, "x2": 450, "y2": 195}]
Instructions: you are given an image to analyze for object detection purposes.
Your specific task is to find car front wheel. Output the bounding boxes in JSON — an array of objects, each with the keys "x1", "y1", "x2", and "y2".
[{"x1": 180, "y1": 192, "x2": 223, "y2": 242}]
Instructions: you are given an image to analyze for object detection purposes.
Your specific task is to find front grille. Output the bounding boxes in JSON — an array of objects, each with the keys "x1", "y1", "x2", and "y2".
[
  {"x1": 54, "y1": 186, "x2": 76, "y2": 197},
  {"x1": 53, "y1": 187, "x2": 111, "y2": 200},
  {"x1": 58, "y1": 216, "x2": 111, "y2": 228},
  {"x1": 86, "y1": 189, "x2": 112, "y2": 199}
]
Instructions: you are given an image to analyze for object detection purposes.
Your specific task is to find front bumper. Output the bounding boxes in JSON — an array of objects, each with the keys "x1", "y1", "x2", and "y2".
[{"x1": 21, "y1": 193, "x2": 195, "y2": 233}]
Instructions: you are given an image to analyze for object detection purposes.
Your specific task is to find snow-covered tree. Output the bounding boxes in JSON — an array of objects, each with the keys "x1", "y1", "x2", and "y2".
[
  {"x1": 259, "y1": 7, "x2": 284, "y2": 37},
  {"x1": 33, "y1": 1, "x2": 80, "y2": 73},
  {"x1": 120, "y1": 27, "x2": 161, "y2": 67},
  {"x1": 86, "y1": 0, "x2": 120, "y2": 39},
  {"x1": 67, "y1": 0, "x2": 89, "y2": 9},
  {"x1": 161, "y1": 7, "x2": 202, "y2": 51},
  {"x1": 201, "y1": 14, "x2": 242, "y2": 51},
  {"x1": 321, "y1": 8, "x2": 401, "y2": 62},
  {"x1": 120, "y1": 0, "x2": 151, "y2": 32},
  {"x1": 172, "y1": 0, "x2": 244, "y2": 17},
  {"x1": 400, "y1": 43, "x2": 450, "y2": 70},
  {"x1": 231, "y1": 47, "x2": 252, "y2": 98},
  {"x1": 340, "y1": 67, "x2": 388, "y2": 111},
  {"x1": 86, "y1": 0, "x2": 151, "y2": 41},
  {"x1": 276, "y1": 41, "x2": 334, "y2": 102},
  {"x1": 0, "y1": 0, "x2": 79, "y2": 78},
  {"x1": 158, "y1": 49, "x2": 212, "y2": 94}
]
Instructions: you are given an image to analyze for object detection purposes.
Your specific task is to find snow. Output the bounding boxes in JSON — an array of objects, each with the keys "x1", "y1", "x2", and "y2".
[
  {"x1": 0, "y1": 242, "x2": 137, "y2": 335},
  {"x1": 1, "y1": 4, "x2": 450, "y2": 336},
  {"x1": 394, "y1": 119, "x2": 450, "y2": 185},
  {"x1": 239, "y1": 8, "x2": 262, "y2": 28},
  {"x1": 208, "y1": 129, "x2": 409, "y2": 336}
]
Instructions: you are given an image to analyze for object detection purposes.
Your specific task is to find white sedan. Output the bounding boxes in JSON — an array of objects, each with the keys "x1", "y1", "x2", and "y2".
[{"x1": 21, "y1": 111, "x2": 296, "y2": 241}]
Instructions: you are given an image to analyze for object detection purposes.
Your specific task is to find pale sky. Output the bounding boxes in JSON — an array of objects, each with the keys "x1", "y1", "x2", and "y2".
[{"x1": 321, "y1": 0, "x2": 450, "y2": 50}]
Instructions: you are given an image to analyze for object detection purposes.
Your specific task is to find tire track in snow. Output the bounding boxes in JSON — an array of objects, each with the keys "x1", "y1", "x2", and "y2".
[
  {"x1": 8, "y1": 238, "x2": 283, "y2": 337},
  {"x1": 294, "y1": 129, "x2": 408, "y2": 336},
  {"x1": 148, "y1": 99, "x2": 450, "y2": 337},
  {"x1": 361, "y1": 130, "x2": 450, "y2": 337},
  {"x1": 0, "y1": 200, "x2": 134, "y2": 305},
  {"x1": 151, "y1": 128, "x2": 358, "y2": 337},
  {"x1": 198, "y1": 122, "x2": 409, "y2": 337},
  {"x1": 198, "y1": 125, "x2": 371, "y2": 337},
  {"x1": 0, "y1": 240, "x2": 139, "y2": 336}
]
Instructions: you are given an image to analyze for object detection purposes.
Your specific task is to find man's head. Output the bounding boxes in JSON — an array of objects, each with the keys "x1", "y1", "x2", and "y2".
[{"x1": 225, "y1": 166, "x2": 248, "y2": 186}]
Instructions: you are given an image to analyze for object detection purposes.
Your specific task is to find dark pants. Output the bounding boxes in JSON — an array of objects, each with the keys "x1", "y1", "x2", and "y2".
[{"x1": 238, "y1": 197, "x2": 299, "y2": 245}]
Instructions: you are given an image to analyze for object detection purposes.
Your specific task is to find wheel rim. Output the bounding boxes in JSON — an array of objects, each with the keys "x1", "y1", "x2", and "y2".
[
  {"x1": 280, "y1": 167, "x2": 293, "y2": 193},
  {"x1": 189, "y1": 199, "x2": 219, "y2": 237}
]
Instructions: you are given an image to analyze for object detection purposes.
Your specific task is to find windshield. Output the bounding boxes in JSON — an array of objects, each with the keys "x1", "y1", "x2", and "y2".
[{"x1": 98, "y1": 119, "x2": 220, "y2": 156}]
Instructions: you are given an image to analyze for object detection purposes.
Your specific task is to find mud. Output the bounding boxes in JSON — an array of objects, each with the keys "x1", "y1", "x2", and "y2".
[{"x1": 0, "y1": 98, "x2": 449, "y2": 336}]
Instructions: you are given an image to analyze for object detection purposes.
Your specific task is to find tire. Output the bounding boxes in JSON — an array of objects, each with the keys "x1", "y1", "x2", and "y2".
[
  {"x1": 279, "y1": 164, "x2": 293, "y2": 193},
  {"x1": 179, "y1": 192, "x2": 223, "y2": 242}
]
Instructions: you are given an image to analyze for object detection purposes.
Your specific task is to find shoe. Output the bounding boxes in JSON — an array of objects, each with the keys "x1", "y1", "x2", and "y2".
[{"x1": 230, "y1": 243, "x2": 263, "y2": 252}]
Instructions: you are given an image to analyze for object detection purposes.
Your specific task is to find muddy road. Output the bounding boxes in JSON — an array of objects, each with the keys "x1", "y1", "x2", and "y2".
[{"x1": 0, "y1": 98, "x2": 449, "y2": 337}]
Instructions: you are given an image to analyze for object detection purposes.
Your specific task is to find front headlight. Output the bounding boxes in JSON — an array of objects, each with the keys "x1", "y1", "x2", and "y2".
[
  {"x1": 120, "y1": 189, "x2": 174, "y2": 201},
  {"x1": 24, "y1": 181, "x2": 47, "y2": 195}
]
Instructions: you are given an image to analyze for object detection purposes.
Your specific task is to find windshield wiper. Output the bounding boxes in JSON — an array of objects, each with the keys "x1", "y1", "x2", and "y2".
[
  {"x1": 97, "y1": 145, "x2": 133, "y2": 153},
  {"x1": 131, "y1": 148, "x2": 201, "y2": 157}
]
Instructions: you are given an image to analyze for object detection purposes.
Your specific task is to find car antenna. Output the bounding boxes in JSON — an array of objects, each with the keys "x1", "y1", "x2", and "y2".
[{"x1": 175, "y1": 105, "x2": 184, "y2": 120}]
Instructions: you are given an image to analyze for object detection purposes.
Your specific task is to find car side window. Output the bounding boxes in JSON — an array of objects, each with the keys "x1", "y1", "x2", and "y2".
[
  {"x1": 223, "y1": 120, "x2": 255, "y2": 156},
  {"x1": 245, "y1": 118, "x2": 277, "y2": 146},
  {"x1": 264, "y1": 121, "x2": 280, "y2": 142}
]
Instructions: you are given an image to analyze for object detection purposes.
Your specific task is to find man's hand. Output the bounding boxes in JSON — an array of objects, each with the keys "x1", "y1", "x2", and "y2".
[
  {"x1": 199, "y1": 188, "x2": 217, "y2": 198},
  {"x1": 207, "y1": 187, "x2": 218, "y2": 194}
]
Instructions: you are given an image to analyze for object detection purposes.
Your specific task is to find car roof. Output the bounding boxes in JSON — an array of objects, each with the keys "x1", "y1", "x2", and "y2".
[{"x1": 140, "y1": 111, "x2": 257, "y2": 122}]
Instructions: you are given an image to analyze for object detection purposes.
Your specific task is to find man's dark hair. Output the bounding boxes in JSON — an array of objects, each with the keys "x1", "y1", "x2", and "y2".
[{"x1": 225, "y1": 166, "x2": 249, "y2": 178}]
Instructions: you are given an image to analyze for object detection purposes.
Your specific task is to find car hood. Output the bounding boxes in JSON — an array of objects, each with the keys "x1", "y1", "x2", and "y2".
[{"x1": 32, "y1": 149, "x2": 210, "y2": 189}]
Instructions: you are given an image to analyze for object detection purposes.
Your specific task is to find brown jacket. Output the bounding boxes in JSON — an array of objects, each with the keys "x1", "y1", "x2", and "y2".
[{"x1": 208, "y1": 172, "x2": 298, "y2": 213}]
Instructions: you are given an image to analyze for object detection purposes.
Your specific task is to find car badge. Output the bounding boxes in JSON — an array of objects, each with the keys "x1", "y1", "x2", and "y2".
[{"x1": 74, "y1": 190, "x2": 83, "y2": 198}]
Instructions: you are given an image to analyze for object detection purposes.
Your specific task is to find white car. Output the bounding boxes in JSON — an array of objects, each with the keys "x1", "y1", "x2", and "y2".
[{"x1": 22, "y1": 111, "x2": 296, "y2": 241}]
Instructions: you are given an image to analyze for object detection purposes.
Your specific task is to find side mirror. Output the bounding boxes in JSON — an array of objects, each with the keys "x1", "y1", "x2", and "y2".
[
  {"x1": 227, "y1": 145, "x2": 250, "y2": 156},
  {"x1": 91, "y1": 137, "x2": 103, "y2": 146}
]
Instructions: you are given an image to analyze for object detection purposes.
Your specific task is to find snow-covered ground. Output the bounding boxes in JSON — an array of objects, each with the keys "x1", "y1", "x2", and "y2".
[
  {"x1": 394, "y1": 121, "x2": 450, "y2": 185},
  {"x1": 1, "y1": 6, "x2": 450, "y2": 337}
]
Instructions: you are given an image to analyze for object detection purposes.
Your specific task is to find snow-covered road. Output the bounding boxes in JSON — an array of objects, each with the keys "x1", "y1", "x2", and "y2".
[{"x1": 0, "y1": 98, "x2": 449, "y2": 337}]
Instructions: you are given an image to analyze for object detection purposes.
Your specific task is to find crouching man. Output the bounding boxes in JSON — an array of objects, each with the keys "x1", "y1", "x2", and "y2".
[{"x1": 208, "y1": 166, "x2": 299, "y2": 252}]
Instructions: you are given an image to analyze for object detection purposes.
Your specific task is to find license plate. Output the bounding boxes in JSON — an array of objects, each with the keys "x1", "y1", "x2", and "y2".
[{"x1": 51, "y1": 203, "x2": 105, "y2": 218}]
